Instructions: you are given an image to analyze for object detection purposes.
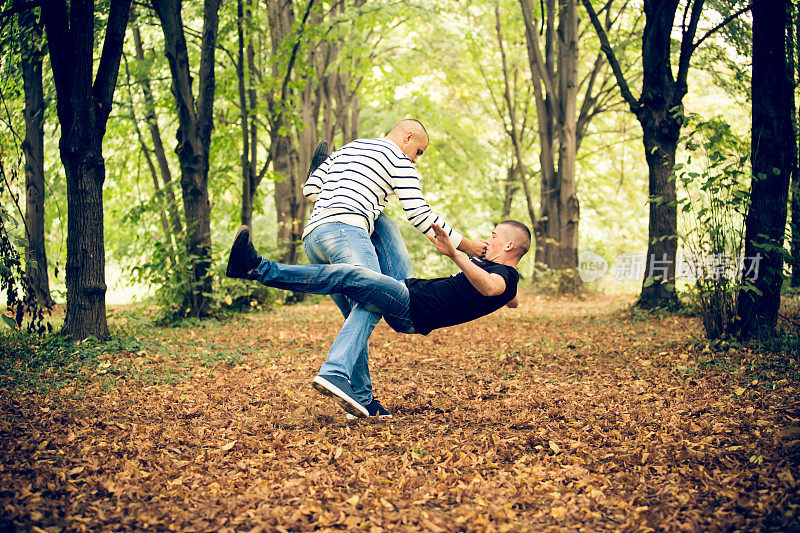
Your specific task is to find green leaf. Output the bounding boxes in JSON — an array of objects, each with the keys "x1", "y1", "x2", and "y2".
[{"x1": 1, "y1": 314, "x2": 17, "y2": 329}]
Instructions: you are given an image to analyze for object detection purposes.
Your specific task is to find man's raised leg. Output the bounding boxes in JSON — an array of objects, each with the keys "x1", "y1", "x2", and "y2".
[{"x1": 227, "y1": 226, "x2": 412, "y2": 417}]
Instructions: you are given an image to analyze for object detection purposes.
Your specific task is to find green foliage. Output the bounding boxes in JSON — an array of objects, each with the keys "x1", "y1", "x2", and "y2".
[
  {"x1": 0, "y1": 158, "x2": 52, "y2": 335},
  {"x1": 0, "y1": 0, "x2": 753, "y2": 310},
  {"x1": 675, "y1": 113, "x2": 751, "y2": 339},
  {"x1": 0, "y1": 326, "x2": 140, "y2": 392}
]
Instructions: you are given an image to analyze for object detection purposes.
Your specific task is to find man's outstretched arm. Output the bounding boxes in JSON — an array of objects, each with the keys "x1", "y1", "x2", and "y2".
[{"x1": 429, "y1": 223, "x2": 506, "y2": 297}]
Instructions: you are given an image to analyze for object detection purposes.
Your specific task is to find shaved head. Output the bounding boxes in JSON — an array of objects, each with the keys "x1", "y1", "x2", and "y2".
[
  {"x1": 385, "y1": 119, "x2": 430, "y2": 163},
  {"x1": 390, "y1": 119, "x2": 429, "y2": 143},
  {"x1": 498, "y1": 220, "x2": 531, "y2": 259}
]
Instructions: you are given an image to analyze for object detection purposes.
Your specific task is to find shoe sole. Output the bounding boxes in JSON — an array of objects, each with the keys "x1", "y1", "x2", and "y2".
[
  {"x1": 312, "y1": 376, "x2": 369, "y2": 418},
  {"x1": 346, "y1": 413, "x2": 392, "y2": 420},
  {"x1": 226, "y1": 225, "x2": 250, "y2": 278}
]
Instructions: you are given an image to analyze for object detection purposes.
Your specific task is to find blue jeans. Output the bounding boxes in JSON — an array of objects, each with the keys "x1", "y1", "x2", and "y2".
[
  {"x1": 249, "y1": 257, "x2": 416, "y2": 353},
  {"x1": 300, "y1": 214, "x2": 413, "y2": 404}
]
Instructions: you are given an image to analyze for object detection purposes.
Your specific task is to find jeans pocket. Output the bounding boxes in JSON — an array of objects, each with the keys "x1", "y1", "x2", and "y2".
[{"x1": 306, "y1": 223, "x2": 379, "y2": 270}]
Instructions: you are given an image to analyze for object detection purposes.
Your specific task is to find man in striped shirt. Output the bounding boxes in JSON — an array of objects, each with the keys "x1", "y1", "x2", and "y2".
[
  {"x1": 301, "y1": 119, "x2": 488, "y2": 418},
  {"x1": 226, "y1": 220, "x2": 530, "y2": 419}
]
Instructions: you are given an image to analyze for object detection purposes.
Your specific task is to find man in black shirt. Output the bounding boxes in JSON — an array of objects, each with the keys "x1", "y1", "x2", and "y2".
[{"x1": 226, "y1": 220, "x2": 531, "y2": 418}]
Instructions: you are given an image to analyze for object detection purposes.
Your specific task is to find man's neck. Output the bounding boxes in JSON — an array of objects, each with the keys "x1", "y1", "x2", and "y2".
[{"x1": 484, "y1": 255, "x2": 519, "y2": 268}]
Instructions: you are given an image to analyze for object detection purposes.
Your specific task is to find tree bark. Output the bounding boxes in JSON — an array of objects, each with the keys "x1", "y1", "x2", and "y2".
[
  {"x1": 42, "y1": 0, "x2": 131, "y2": 341},
  {"x1": 520, "y1": 0, "x2": 585, "y2": 292},
  {"x1": 153, "y1": 0, "x2": 221, "y2": 317},
  {"x1": 19, "y1": 5, "x2": 51, "y2": 307},
  {"x1": 237, "y1": 0, "x2": 259, "y2": 230},
  {"x1": 791, "y1": 7, "x2": 800, "y2": 288},
  {"x1": 555, "y1": 0, "x2": 580, "y2": 291},
  {"x1": 736, "y1": 0, "x2": 794, "y2": 336}
]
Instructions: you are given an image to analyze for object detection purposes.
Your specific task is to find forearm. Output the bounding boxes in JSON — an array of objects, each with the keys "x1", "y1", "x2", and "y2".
[
  {"x1": 303, "y1": 165, "x2": 326, "y2": 201},
  {"x1": 449, "y1": 253, "x2": 505, "y2": 296},
  {"x1": 457, "y1": 237, "x2": 484, "y2": 257},
  {"x1": 395, "y1": 176, "x2": 465, "y2": 248}
]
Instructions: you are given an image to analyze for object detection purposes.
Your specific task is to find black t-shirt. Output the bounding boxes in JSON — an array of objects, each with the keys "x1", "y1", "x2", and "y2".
[{"x1": 404, "y1": 259, "x2": 519, "y2": 335}]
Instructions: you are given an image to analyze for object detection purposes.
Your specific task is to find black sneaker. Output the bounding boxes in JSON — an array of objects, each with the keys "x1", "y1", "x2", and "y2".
[
  {"x1": 226, "y1": 225, "x2": 260, "y2": 279},
  {"x1": 312, "y1": 374, "x2": 369, "y2": 418},
  {"x1": 346, "y1": 398, "x2": 392, "y2": 419},
  {"x1": 307, "y1": 139, "x2": 329, "y2": 179}
]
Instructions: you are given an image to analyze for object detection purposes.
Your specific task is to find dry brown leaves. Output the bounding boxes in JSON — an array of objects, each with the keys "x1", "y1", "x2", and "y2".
[{"x1": 1, "y1": 294, "x2": 799, "y2": 532}]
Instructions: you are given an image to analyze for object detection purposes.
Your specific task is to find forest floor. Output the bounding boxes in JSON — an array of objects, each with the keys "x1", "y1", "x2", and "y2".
[{"x1": 2, "y1": 292, "x2": 800, "y2": 532}]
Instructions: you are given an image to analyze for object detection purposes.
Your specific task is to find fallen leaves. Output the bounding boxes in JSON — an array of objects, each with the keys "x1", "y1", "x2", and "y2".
[{"x1": 1, "y1": 294, "x2": 799, "y2": 531}]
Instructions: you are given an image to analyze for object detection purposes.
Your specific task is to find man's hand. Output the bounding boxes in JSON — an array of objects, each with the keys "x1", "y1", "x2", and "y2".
[
  {"x1": 431, "y1": 223, "x2": 507, "y2": 296},
  {"x1": 430, "y1": 223, "x2": 458, "y2": 258},
  {"x1": 458, "y1": 237, "x2": 488, "y2": 259}
]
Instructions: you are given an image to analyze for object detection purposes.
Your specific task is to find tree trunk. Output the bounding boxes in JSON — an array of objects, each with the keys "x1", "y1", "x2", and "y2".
[
  {"x1": 501, "y1": 165, "x2": 519, "y2": 219},
  {"x1": 792, "y1": 152, "x2": 800, "y2": 287},
  {"x1": 153, "y1": 0, "x2": 221, "y2": 317},
  {"x1": 636, "y1": 110, "x2": 682, "y2": 309},
  {"x1": 237, "y1": 0, "x2": 259, "y2": 230},
  {"x1": 633, "y1": 0, "x2": 684, "y2": 310},
  {"x1": 20, "y1": 6, "x2": 51, "y2": 307},
  {"x1": 581, "y1": 0, "x2": 709, "y2": 309},
  {"x1": 42, "y1": 0, "x2": 131, "y2": 341},
  {"x1": 520, "y1": 0, "x2": 584, "y2": 292},
  {"x1": 131, "y1": 18, "x2": 182, "y2": 239},
  {"x1": 792, "y1": 8, "x2": 800, "y2": 288},
  {"x1": 554, "y1": 0, "x2": 580, "y2": 292},
  {"x1": 273, "y1": 134, "x2": 304, "y2": 265},
  {"x1": 267, "y1": 0, "x2": 306, "y2": 265},
  {"x1": 736, "y1": 0, "x2": 794, "y2": 336}
]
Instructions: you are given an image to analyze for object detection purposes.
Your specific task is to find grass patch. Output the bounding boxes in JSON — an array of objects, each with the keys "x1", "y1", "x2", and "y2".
[
  {"x1": 692, "y1": 331, "x2": 800, "y2": 389},
  {"x1": 0, "y1": 327, "x2": 142, "y2": 392}
]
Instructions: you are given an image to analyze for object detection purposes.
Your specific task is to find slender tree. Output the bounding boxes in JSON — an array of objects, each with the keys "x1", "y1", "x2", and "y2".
[
  {"x1": 265, "y1": 0, "x2": 317, "y2": 265},
  {"x1": 735, "y1": 0, "x2": 795, "y2": 336},
  {"x1": 121, "y1": 54, "x2": 175, "y2": 265},
  {"x1": 42, "y1": 0, "x2": 131, "y2": 341},
  {"x1": 792, "y1": 5, "x2": 800, "y2": 288},
  {"x1": 152, "y1": 0, "x2": 221, "y2": 317},
  {"x1": 519, "y1": 0, "x2": 625, "y2": 292},
  {"x1": 581, "y1": 0, "x2": 751, "y2": 309},
  {"x1": 237, "y1": 0, "x2": 260, "y2": 230},
  {"x1": 18, "y1": 3, "x2": 51, "y2": 306},
  {"x1": 129, "y1": 10, "x2": 182, "y2": 241}
]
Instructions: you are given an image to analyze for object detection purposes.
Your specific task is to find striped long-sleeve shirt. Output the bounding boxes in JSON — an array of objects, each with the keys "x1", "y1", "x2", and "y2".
[{"x1": 302, "y1": 138, "x2": 464, "y2": 247}]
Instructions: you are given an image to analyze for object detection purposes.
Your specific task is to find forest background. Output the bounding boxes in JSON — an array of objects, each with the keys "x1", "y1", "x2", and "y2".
[
  {"x1": 2, "y1": 0, "x2": 795, "y2": 343},
  {"x1": 2, "y1": 1, "x2": 800, "y2": 531}
]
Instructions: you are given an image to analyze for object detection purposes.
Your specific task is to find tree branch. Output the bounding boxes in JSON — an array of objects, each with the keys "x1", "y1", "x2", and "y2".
[
  {"x1": 40, "y1": 0, "x2": 71, "y2": 103},
  {"x1": 279, "y1": 0, "x2": 315, "y2": 103},
  {"x1": 692, "y1": 3, "x2": 752, "y2": 54},
  {"x1": 520, "y1": 0, "x2": 557, "y2": 115},
  {"x1": 197, "y1": 0, "x2": 222, "y2": 150},
  {"x1": 93, "y1": 0, "x2": 132, "y2": 126},
  {"x1": 676, "y1": 0, "x2": 705, "y2": 92},
  {"x1": 579, "y1": 0, "x2": 640, "y2": 112}
]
